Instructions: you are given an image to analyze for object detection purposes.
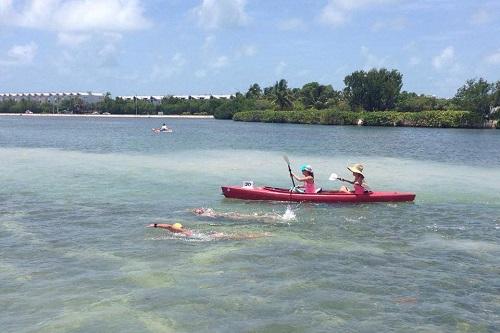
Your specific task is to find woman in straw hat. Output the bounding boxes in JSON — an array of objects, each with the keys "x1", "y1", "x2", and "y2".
[{"x1": 340, "y1": 163, "x2": 368, "y2": 193}]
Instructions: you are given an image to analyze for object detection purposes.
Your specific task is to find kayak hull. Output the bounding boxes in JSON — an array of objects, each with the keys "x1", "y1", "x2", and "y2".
[{"x1": 221, "y1": 186, "x2": 415, "y2": 203}]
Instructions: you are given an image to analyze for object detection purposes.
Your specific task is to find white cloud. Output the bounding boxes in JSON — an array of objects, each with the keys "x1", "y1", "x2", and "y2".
[
  {"x1": 94, "y1": 33, "x2": 123, "y2": 67},
  {"x1": 319, "y1": 0, "x2": 395, "y2": 27},
  {"x1": 202, "y1": 35, "x2": 216, "y2": 52},
  {"x1": 236, "y1": 44, "x2": 256, "y2": 57},
  {"x1": 3, "y1": 0, "x2": 150, "y2": 32},
  {"x1": 297, "y1": 69, "x2": 310, "y2": 77},
  {"x1": 361, "y1": 46, "x2": 386, "y2": 70},
  {"x1": 319, "y1": 2, "x2": 346, "y2": 26},
  {"x1": 152, "y1": 53, "x2": 187, "y2": 79},
  {"x1": 97, "y1": 44, "x2": 119, "y2": 67},
  {"x1": 57, "y1": 32, "x2": 91, "y2": 47},
  {"x1": 372, "y1": 17, "x2": 406, "y2": 32},
  {"x1": 195, "y1": 69, "x2": 207, "y2": 78},
  {"x1": 0, "y1": 42, "x2": 38, "y2": 66},
  {"x1": 470, "y1": 8, "x2": 492, "y2": 25},
  {"x1": 277, "y1": 18, "x2": 306, "y2": 31},
  {"x1": 210, "y1": 55, "x2": 229, "y2": 69},
  {"x1": 409, "y1": 56, "x2": 420, "y2": 66},
  {"x1": 485, "y1": 50, "x2": 500, "y2": 65},
  {"x1": 432, "y1": 46, "x2": 455, "y2": 70},
  {"x1": 192, "y1": 0, "x2": 249, "y2": 30},
  {"x1": 275, "y1": 61, "x2": 286, "y2": 76},
  {"x1": 0, "y1": 0, "x2": 14, "y2": 21}
]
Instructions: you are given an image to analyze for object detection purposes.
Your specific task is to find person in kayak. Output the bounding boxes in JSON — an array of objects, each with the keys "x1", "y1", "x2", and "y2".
[
  {"x1": 146, "y1": 222, "x2": 193, "y2": 236},
  {"x1": 292, "y1": 164, "x2": 316, "y2": 193},
  {"x1": 340, "y1": 163, "x2": 368, "y2": 193}
]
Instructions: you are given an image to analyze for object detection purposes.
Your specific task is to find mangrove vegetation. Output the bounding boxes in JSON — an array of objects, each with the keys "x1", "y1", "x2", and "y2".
[{"x1": 1, "y1": 68, "x2": 499, "y2": 128}]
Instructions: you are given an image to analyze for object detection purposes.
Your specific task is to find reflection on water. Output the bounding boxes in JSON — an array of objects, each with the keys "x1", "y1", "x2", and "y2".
[{"x1": 0, "y1": 117, "x2": 499, "y2": 332}]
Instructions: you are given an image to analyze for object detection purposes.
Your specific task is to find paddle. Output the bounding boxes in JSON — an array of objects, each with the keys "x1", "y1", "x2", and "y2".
[
  {"x1": 328, "y1": 173, "x2": 354, "y2": 184},
  {"x1": 283, "y1": 155, "x2": 296, "y2": 188}
]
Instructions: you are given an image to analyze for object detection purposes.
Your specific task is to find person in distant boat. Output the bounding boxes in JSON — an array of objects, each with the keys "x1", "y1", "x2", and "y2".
[
  {"x1": 340, "y1": 163, "x2": 369, "y2": 193},
  {"x1": 152, "y1": 123, "x2": 172, "y2": 133},
  {"x1": 291, "y1": 164, "x2": 316, "y2": 193},
  {"x1": 146, "y1": 222, "x2": 193, "y2": 236}
]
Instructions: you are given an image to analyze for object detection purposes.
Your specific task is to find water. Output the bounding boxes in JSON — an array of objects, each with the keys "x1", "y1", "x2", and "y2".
[{"x1": 1, "y1": 116, "x2": 499, "y2": 332}]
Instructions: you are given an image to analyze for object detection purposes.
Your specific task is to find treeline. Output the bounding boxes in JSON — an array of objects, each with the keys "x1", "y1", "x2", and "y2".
[
  {"x1": 233, "y1": 110, "x2": 488, "y2": 128},
  {"x1": 230, "y1": 70, "x2": 499, "y2": 120},
  {"x1": 0, "y1": 93, "x2": 258, "y2": 119},
  {"x1": 1, "y1": 68, "x2": 499, "y2": 120}
]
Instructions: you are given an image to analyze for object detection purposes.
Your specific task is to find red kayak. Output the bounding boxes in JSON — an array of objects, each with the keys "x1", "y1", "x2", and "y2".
[{"x1": 221, "y1": 186, "x2": 415, "y2": 203}]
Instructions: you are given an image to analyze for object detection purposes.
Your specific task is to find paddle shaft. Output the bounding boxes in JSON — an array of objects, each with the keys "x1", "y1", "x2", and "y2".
[
  {"x1": 287, "y1": 163, "x2": 296, "y2": 187},
  {"x1": 337, "y1": 177, "x2": 354, "y2": 184}
]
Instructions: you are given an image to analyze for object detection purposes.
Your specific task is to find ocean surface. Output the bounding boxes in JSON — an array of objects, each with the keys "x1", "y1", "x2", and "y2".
[{"x1": 1, "y1": 116, "x2": 499, "y2": 332}]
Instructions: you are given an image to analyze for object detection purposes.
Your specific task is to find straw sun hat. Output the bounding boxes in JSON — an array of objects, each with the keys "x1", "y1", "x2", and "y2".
[{"x1": 347, "y1": 163, "x2": 364, "y2": 175}]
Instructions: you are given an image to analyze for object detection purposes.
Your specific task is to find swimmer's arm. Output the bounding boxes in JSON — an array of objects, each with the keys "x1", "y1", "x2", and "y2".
[{"x1": 146, "y1": 223, "x2": 171, "y2": 229}]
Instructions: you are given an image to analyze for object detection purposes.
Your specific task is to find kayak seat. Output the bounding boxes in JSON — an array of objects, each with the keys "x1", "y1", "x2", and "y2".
[
  {"x1": 293, "y1": 187, "x2": 305, "y2": 193},
  {"x1": 292, "y1": 187, "x2": 322, "y2": 194}
]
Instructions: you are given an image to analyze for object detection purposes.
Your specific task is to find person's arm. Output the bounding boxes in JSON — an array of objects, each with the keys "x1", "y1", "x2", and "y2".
[
  {"x1": 353, "y1": 175, "x2": 363, "y2": 185},
  {"x1": 147, "y1": 223, "x2": 192, "y2": 236},
  {"x1": 147, "y1": 223, "x2": 171, "y2": 229},
  {"x1": 292, "y1": 174, "x2": 312, "y2": 182}
]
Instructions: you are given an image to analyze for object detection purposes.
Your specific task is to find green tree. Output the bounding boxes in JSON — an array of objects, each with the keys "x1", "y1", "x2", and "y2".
[
  {"x1": 344, "y1": 68, "x2": 403, "y2": 111},
  {"x1": 245, "y1": 83, "x2": 262, "y2": 99},
  {"x1": 271, "y1": 79, "x2": 293, "y2": 110},
  {"x1": 454, "y1": 78, "x2": 493, "y2": 118},
  {"x1": 491, "y1": 81, "x2": 500, "y2": 108},
  {"x1": 300, "y1": 82, "x2": 339, "y2": 110},
  {"x1": 263, "y1": 86, "x2": 274, "y2": 98}
]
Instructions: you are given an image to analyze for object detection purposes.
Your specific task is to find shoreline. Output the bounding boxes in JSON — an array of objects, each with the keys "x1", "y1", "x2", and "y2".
[
  {"x1": 0, "y1": 113, "x2": 214, "y2": 119},
  {"x1": 231, "y1": 110, "x2": 499, "y2": 129}
]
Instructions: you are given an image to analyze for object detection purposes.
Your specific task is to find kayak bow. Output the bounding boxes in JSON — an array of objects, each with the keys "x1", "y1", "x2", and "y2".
[{"x1": 221, "y1": 186, "x2": 415, "y2": 203}]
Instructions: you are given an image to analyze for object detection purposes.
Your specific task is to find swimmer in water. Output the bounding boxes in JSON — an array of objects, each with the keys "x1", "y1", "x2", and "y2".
[
  {"x1": 192, "y1": 207, "x2": 217, "y2": 218},
  {"x1": 147, "y1": 222, "x2": 271, "y2": 240},
  {"x1": 192, "y1": 208, "x2": 293, "y2": 223},
  {"x1": 146, "y1": 222, "x2": 193, "y2": 237}
]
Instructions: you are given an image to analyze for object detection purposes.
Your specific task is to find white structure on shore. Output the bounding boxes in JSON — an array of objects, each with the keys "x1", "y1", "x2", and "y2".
[
  {"x1": 0, "y1": 92, "x2": 104, "y2": 104},
  {"x1": 119, "y1": 94, "x2": 234, "y2": 104},
  {"x1": 0, "y1": 92, "x2": 234, "y2": 104}
]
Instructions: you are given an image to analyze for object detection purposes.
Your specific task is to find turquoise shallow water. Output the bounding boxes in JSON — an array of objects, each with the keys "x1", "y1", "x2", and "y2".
[{"x1": 0, "y1": 116, "x2": 499, "y2": 332}]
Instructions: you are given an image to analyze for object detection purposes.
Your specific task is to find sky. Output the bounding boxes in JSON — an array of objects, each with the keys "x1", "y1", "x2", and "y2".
[{"x1": 0, "y1": 0, "x2": 499, "y2": 97}]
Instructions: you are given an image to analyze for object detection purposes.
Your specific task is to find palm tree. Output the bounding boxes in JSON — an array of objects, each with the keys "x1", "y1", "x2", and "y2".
[
  {"x1": 272, "y1": 79, "x2": 293, "y2": 110},
  {"x1": 246, "y1": 83, "x2": 262, "y2": 99}
]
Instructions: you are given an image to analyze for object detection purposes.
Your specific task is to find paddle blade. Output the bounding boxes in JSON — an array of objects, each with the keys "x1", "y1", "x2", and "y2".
[
  {"x1": 283, "y1": 155, "x2": 290, "y2": 165},
  {"x1": 328, "y1": 173, "x2": 339, "y2": 181}
]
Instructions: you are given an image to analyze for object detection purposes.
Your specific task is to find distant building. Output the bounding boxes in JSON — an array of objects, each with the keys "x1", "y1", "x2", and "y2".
[
  {"x1": 0, "y1": 92, "x2": 234, "y2": 105},
  {"x1": 0, "y1": 92, "x2": 104, "y2": 104},
  {"x1": 118, "y1": 94, "x2": 234, "y2": 105}
]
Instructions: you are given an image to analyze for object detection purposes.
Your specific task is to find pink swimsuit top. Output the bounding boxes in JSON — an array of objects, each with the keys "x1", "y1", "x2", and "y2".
[{"x1": 305, "y1": 180, "x2": 316, "y2": 194}]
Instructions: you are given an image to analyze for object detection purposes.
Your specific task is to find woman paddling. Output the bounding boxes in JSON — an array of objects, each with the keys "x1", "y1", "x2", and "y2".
[
  {"x1": 340, "y1": 163, "x2": 369, "y2": 193},
  {"x1": 152, "y1": 123, "x2": 172, "y2": 133},
  {"x1": 292, "y1": 164, "x2": 316, "y2": 193}
]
